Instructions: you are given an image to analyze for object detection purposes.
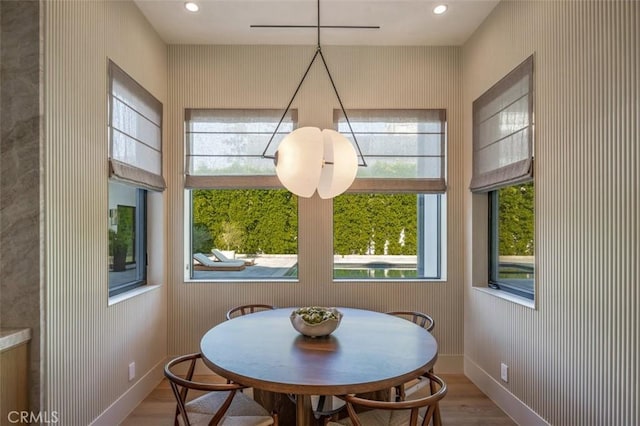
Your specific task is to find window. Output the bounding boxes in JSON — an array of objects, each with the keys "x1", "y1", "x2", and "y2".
[
  {"x1": 108, "y1": 181, "x2": 147, "y2": 295},
  {"x1": 333, "y1": 193, "x2": 443, "y2": 279},
  {"x1": 185, "y1": 109, "x2": 298, "y2": 280},
  {"x1": 108, "y1": 60, "x2": 164, "y2": 297},
  {"x1": 471, "y1": 55, "x2": 535, "y2": 299},
  {"x1": 489, "y1": 182, "x2": 534, "y2": 298},
  {"x1": 333, "y1": 109, "x2": 446, "y2": 280}
]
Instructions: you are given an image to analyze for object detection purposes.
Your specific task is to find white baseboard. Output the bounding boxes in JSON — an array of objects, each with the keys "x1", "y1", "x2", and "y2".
[
  {"x1": 464, "y1": 356, "x2": 549, "y2": 426},
  {"x1": 433, "y1": 355, "x2": 463, "y2": 374},
  {"x1": 90, "y1": 359, "x2": 165, "y2": 426}
]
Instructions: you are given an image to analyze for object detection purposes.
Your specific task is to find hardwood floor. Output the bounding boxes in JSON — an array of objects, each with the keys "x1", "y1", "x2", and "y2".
[
  {"x1": 121, "y1": 374, "x2": 516, "y2": 425},
  {"x1": 435, "y1": 375, "x2": 516, "y2": 425}
]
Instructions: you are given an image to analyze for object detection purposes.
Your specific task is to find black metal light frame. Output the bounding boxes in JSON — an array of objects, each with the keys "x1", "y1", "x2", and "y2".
[{"x1": 258, "y1": 0, "x2": 370, "y2": 167}]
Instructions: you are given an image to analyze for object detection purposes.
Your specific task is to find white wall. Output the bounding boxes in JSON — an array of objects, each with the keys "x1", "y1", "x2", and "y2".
[
  {"x1": 166, "y1": 45, "x2": 466, "y2": 372},
  {"x1": 43, "y1": 1, "x2": 168, "y2": 424},
  {"x1": 463, "y1": 1, "x2": 639, "y2": 424}
]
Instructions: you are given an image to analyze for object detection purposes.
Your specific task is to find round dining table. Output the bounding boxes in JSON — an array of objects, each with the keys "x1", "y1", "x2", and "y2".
[{"x1": 200, "y1": 307, "x2": 438, "y2": 425}]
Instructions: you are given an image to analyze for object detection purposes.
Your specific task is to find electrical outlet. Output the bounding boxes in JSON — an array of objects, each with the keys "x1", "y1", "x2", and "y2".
[
  {"x1": 500, "y1": 363, "x2": 509, "y2": 382},
  {"x1": 128, "y1": 362, "x2": 136, "y2": 381}
]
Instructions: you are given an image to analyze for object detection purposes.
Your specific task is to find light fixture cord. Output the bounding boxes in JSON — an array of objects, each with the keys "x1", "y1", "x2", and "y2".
[{"x1": 262, "y1": 0, "x2": 368, "y2": 167}]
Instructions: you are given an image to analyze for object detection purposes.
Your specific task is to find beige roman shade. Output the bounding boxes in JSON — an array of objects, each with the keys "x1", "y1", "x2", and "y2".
[
  {"x1": 470, "y1": 55, "x2": 534, "y2": 193},
  {"x1": 108, "y1": 60, "x2": 165, "y2": 191},
  {"x1": 184, "y1": 108, "x2": 297, "y2": 189},
  {"x1": 334, "y1": 109, "x2": 447, "y2": 193}
]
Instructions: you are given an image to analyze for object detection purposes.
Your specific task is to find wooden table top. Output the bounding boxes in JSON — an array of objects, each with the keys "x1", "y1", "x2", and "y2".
[{"x1": 200, "y1": 307, "x2": 438, "y2": 396}]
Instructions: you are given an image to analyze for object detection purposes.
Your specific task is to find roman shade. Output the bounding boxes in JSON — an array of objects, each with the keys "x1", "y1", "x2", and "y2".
[
  {"x1": 185, "y1": 109, "x2": 297, "y2": 189},
  {"x1": 108, "y1": 60, "x2": 165, "y2": 191},
  {"x1": 470, "y1": 55, "x2": 534, "y2": 193},
  {"x1": 334, "y1": 109, "x2": 447, "y2": 193}
]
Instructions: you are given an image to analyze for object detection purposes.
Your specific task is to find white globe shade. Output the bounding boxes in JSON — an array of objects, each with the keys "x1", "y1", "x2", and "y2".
[
  {"x1": 275, "y1": 127, "x2": 324, "y2": 198},
  {"x1": 317, "y1": 129, "x2": 358, "y2": 199}
]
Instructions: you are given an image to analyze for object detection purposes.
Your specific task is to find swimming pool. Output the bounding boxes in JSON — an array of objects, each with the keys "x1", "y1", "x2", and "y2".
[
  {"x1": 334, "y1": 264, "x2": 418, "y2": 279},
  {"x1": 285, "y1": 263, "x2": 418, "y2": 279}
]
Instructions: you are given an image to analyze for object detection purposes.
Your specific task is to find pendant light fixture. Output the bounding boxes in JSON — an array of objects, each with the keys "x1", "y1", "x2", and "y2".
[{"x1": 259, "y1": 0, "x2": 373, "y2": 199}]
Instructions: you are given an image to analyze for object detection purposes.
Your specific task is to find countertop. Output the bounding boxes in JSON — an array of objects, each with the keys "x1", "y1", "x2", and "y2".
[{"x1": 0, "y1": 328, "x2": 31, "y2": 352}]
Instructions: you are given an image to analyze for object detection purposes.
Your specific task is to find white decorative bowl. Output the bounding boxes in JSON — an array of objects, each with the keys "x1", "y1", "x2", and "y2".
[{"x1": 290, "y1": 307, "x2": 343, "y2": 338}]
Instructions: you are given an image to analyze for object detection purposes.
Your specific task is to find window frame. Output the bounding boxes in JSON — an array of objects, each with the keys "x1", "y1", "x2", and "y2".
[
  {"x1": 184, "y1": 108, "x2": 300, "y2": 282},
  {"x1": 108, "y1": 183, "x2": 148, "y2": 297},
  {"x1": 332, "y1": 108, "x2": 448, "y2": 281},
  {"x1": 487, "y1": 182, "x2": 535, "y2": 300},
  {"x1": 187, "y1": 187, "x2": 299, "y2": 282},
  {"x1": 332, "y1": 192, "x2": 445, "y2": 281}
]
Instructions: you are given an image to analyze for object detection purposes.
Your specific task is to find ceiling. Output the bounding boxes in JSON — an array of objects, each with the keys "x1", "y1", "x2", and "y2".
[{"x1": 134, "y1": 0, "x2": 500, "y2": 46}]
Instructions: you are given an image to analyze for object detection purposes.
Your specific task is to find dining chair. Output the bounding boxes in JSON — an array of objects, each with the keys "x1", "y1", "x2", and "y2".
[
  {"x1": 226, "y1": 304, "x2": 277, "y2": 320},
  {"x1": 164, "y1": 353, "x2": 278, "y2": 426},
  {"x1": 386, "y1": 311, "x2": 441, "y2": 426},
  {"x1": 386, "y1": 311, "x2": 435, "y2": 333},
  {"x1": 325, "y1": 371, "x2": 447, "y2": 426}
]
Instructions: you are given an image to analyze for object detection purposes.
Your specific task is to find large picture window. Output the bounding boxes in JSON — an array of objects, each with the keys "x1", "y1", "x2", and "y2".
[
  {"x1": 186, "y1": 109, "x2": 298, "y2": 280},
  {"x1": 334, "y1": 193, "x2": 443, "y2": 279},
  {"x1": 333, "y1": 109, "x2": 446, "y2": 280},
  {"x1": 190, "y1": 189, "x2": 298, "y2": 280}
]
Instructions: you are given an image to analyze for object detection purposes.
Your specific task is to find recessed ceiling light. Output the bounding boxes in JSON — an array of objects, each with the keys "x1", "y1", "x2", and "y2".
[
  {"x1": 433, "y1": 4, "x2": 448, "y2": 15},
  {"x1": 184, "y1": 2, "x2": 199, "y2": 12}
]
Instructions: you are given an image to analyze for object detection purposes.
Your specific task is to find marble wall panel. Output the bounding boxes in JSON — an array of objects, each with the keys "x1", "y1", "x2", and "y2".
[{"x1": 0, "y1": 0, "x2": 42, "y2": 412}]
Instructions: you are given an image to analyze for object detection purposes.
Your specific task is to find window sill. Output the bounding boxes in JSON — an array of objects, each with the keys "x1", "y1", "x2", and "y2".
[
  {"x1": 334, "y1": 278, "x2": 447, "y2": 283},
  {"x1": 185, "y1": 278, "x2": 298, "y2": 284},
  {"x1": 108, "y1": 284, "x2": 162, "y2": 306},
  {"x1": 473, "y1": 286, "x2": 536, "y2": 309}
]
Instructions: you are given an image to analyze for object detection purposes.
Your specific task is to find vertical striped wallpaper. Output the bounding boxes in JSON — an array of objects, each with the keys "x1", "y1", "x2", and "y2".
[
  {"x1": 43, "y1": 1, "x2": 167, "y2": 424},
  {"x1": 463, "y1": 1, "x2": 638, "y2": 424},
  {"x1": 167, "y1": 45, "x2": 466, "y2": 364},
  {"x1": 39, "y1": 1, "x2": 638, "y2": 424}
]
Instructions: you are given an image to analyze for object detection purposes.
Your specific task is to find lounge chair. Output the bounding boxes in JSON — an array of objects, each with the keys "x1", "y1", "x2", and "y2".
[
  {"x1": 193, "y1": 252, "x2": 246, "y2": 271},
  {"x1": 211, "y1": 248, "x2": 255, "y2": 266}
]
